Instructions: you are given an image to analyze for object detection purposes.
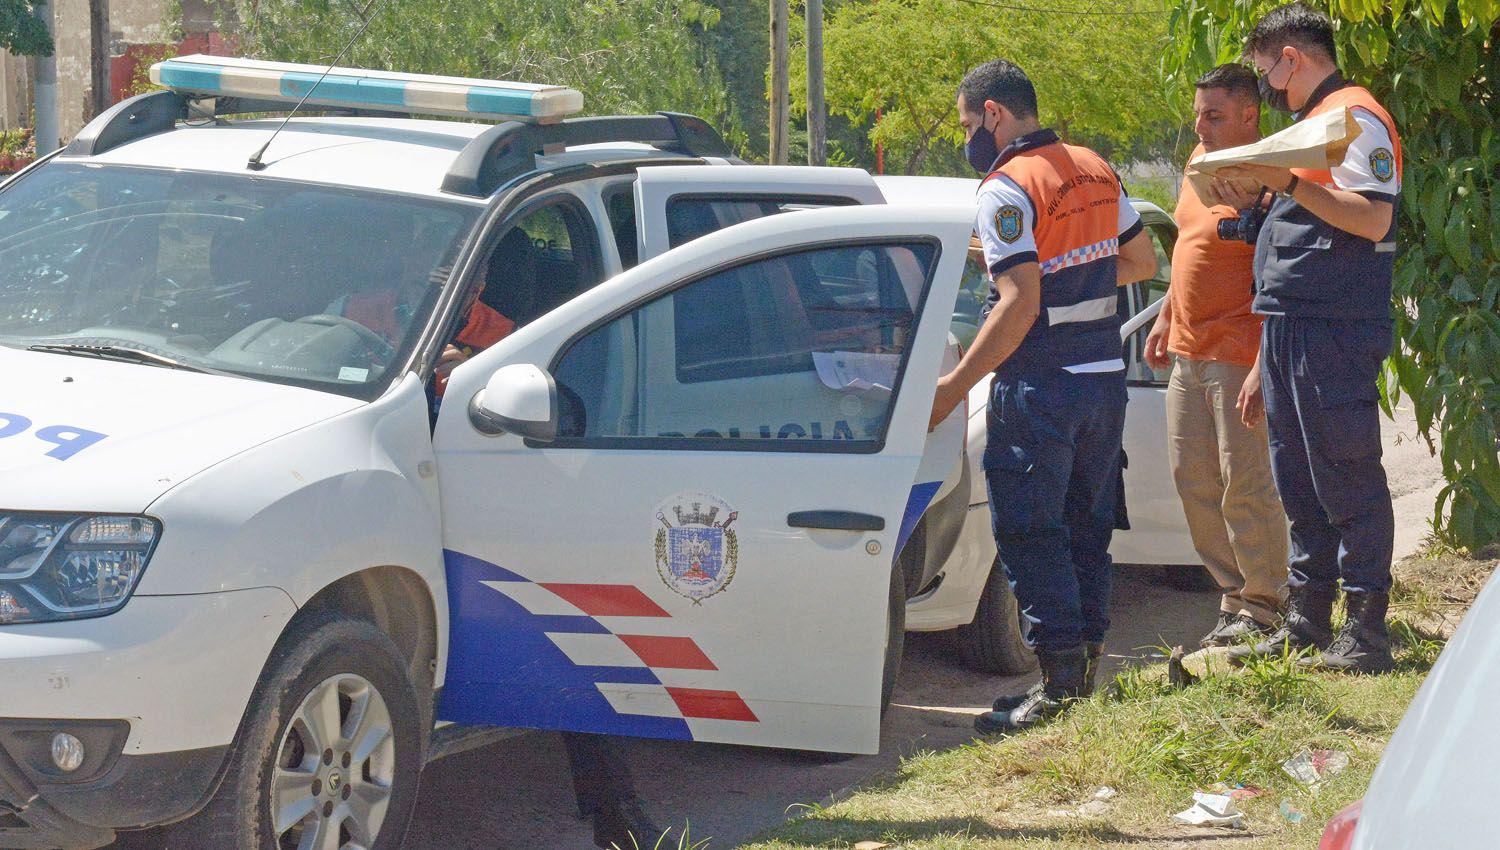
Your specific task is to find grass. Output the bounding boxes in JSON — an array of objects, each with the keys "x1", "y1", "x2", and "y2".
[{"x1": 735, "y1": 587, "x2": 1467, "y2": 849}]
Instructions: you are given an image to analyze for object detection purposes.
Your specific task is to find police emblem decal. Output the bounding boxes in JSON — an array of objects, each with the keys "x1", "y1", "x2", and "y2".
[
  {"x1": 996, "y1": 205, "x2": 1024, "y2": 243},
  {"x1": 654, "y1": 493, "x2": 739, "y2": 604},
  {"x1": 1369, "y1": 148, "x2": 1395, "y2": 183}
]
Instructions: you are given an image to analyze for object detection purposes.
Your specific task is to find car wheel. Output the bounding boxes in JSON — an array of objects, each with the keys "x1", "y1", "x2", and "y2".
[
  {"x1": 168, "y1": 613, "x2": 423, "y2": 850},
  {"x1": 952, "y1": 559, "x2": 1038, "y2": 675}
]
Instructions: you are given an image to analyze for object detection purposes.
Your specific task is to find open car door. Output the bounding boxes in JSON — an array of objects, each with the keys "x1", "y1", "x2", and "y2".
[
  {"x1": 634, "y1": 164, "x2": 885, "y2": 262},
  {"x1": 432, "y1": 205, "x2": 969, "y2": 754}
]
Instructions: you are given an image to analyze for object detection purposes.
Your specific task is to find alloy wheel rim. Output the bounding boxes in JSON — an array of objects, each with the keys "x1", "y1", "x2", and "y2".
[{"x1": 270, "y1": 672, "x2": 397, "y2": 850}]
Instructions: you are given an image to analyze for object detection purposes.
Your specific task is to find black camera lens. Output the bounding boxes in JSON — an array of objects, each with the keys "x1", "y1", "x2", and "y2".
[{"x1": 1217, "y1": 218, "x2": 1241, "y2": 241}]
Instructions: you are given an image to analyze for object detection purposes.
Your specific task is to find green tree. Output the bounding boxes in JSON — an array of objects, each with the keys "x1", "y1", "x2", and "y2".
[
  {"x1": 797, "y1": 0, "x2": 1176, "y2": 175},
  {"x1": 0, "y1": 0, "x2": 53, "y2": 56},
  {"x1": 219, "y1": 0, "x2": 733, "y2": 140},
  {"x1": 1166, "y1": 0, "x2": 1500, "y2": 548}
]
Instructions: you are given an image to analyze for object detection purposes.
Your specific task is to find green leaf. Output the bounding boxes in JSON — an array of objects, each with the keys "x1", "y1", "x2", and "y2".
[
  {"x1": 1421, "y1": 179, "x2": 1449, "y2": 233},
  {"x1": 1450, "y1": 273, "x2": 1478, "y2": 302},
  {"x1": 1445, "y1": 209, "x2": 1473, "y2": 268}
]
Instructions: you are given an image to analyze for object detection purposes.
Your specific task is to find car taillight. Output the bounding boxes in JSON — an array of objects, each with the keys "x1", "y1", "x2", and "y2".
[{"x1": 1319, "y1": 799, "x2": 1363, "y2": 850}]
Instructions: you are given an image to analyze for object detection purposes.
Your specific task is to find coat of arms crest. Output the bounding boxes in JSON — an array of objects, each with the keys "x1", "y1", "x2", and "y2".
[
  {"x1": 996, "y1": 204, "x2": 1024, "y2": 243},
  {"x1": 654, "y1": 492, "x2": 739, "y2": 603}
]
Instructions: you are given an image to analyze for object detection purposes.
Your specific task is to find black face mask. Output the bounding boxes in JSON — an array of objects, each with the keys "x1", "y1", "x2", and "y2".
[
  {"x1": 1257, "y1": 55, "x2": 1292, "y2": 113},
  {"x1": 965, "y1": 113, "x2": 1000, "y2": 174}
]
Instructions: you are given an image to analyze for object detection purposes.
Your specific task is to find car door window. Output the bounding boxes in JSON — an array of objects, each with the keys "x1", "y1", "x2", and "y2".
[
  {"x1": 477, "y1": 199, "x2": 602, "y2": 328},
  {"x1": 950, "y1": 237, "x2": 988, "y2": 350},
  {"x1": 664, "y1": 195, "x2": 857, "y2": 251},
  {"x1": 1124, "y1": 220, "x2": 1175, "y2": 385},
  {"x1": 550, "y1": 240, "x2": 938, "y2": 451},
  {"x1": 603, "y1": 184, "x2": 639, "y2": 270}
]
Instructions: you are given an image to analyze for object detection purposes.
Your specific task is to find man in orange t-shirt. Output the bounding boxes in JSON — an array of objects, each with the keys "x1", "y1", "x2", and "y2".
[{"x1": 1144, "y1": 64, "x2": 1288, "y2": 647}]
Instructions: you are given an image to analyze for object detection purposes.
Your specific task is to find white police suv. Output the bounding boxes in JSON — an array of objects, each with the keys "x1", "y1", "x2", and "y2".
[{"x1": 0, "y1": 56, "x2": 977, "y2": 849}]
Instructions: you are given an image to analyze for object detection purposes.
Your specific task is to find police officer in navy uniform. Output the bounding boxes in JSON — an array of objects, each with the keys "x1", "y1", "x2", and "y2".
[
  {"x1": 1218, "y1": 3, "x2": 1403, "y2": 674},
  {"x1": 930, "y1": 59, "x2": 1158, "y2": 732}
]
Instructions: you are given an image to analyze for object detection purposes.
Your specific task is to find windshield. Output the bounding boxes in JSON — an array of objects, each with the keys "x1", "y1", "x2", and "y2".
[{"x1": 0, "y1": 163, "x2": 480, "y2": 396}]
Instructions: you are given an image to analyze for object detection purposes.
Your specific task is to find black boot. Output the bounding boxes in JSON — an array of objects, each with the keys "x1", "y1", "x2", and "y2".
[
  {"x1": 1082, "y1": 640, "x2": 1104, "y2": 696},
  {"x1": 592, "y1": 798, "x2": 669, "y2": 850},
  {"x1": 992, "y1": 642, "x2": 1101, "y2": 713},
  {"x1": 976, "y1": 645, "x2": 1086, "y2": 735},
  {"x1": 1304, "y1": 591, "x2": 1395, "y2": 674},
  {"x1": 1228, "y1": 584, "x2": 1334, "y2": 666}
]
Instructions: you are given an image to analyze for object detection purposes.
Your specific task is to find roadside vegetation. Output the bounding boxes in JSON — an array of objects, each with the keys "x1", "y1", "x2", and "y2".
[{"x1": 735, "y1": 547, "x2": 1497, "y2": 850}]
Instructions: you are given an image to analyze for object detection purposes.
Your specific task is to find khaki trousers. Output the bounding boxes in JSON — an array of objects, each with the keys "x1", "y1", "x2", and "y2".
[{"x1": 1166, "y1": 357, "x2": 1289, "y2": 625}]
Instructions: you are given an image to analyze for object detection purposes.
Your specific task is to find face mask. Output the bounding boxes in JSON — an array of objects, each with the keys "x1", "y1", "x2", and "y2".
[
  {"x1": 965, "y1": 112, "x2": 1000, "y2": 174},
  {"x1": 1257, "y1": 55, "x2": 1292, "y2": 113}
]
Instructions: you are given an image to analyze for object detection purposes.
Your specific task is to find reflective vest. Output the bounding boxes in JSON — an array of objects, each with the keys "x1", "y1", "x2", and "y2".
[
  {"x1": 1252, "y1": 79, "x2": 1402, "y2": 320},
  {"x1": 983, "y1": 134, "x2": 1127, "y2": 372}
]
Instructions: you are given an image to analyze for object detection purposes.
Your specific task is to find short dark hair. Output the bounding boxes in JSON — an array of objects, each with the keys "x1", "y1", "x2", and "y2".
[
  {"x1": 1245, "y1": 2, "x2": 1337, "y2": 64},
  {"x1": 958, "y1": 58, "x2": 1038, "y2": 120},
  {"x1": 1194, "y1": 63, "x2": 1261, "y2": 106}
]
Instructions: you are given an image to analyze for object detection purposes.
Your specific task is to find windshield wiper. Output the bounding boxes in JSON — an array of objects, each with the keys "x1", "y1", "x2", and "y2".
[{"x1": 28, "y1": 343, "x2": 228, "y2": 376}]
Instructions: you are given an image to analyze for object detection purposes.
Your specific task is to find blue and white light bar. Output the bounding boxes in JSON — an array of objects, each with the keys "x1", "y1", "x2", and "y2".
[{"x1": 149, "y1": 55, "x2": 584, "y2": 123}]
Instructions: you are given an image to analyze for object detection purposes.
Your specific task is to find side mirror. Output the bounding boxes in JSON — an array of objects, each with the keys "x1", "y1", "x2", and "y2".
[{"x1": 469, "y1": 363, "x2": 558, "y2": 442}]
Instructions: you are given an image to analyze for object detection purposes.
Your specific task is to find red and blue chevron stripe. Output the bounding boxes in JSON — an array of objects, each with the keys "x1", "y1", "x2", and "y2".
[{"x1": 438, "y1": 550, "x2": 757, "y2": 740}]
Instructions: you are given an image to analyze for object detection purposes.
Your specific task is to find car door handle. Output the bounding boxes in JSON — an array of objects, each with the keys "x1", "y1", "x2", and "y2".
[{"x1": 786, "y1": 510, "x2": 886, "y2": 531}]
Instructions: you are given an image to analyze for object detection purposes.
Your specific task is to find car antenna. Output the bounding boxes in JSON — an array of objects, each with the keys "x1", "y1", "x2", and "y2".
[{"x1": 246, "y1": 0, "x2": 385, "y2": 172}]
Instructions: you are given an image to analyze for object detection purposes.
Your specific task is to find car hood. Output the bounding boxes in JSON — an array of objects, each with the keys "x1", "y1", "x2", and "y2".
[{"x1": 0, "y1": 348, "x2": 363, "y2": 513}]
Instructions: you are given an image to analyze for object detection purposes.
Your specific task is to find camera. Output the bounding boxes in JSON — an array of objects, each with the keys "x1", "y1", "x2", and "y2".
[{"x1": 1216, "y1": 187, "x2": 1273, "y2": 244}]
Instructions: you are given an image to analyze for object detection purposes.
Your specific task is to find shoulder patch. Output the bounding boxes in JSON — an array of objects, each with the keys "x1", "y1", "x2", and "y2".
[
  {"x1": 995, "y1": 205, "x2": 1024, "y2": 243},
  {"x1": 1369, "y1": 148, "x2": 1395, "y2": 183}
]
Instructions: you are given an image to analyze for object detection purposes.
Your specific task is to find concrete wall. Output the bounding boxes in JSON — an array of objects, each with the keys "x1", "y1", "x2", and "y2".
[
  {"x1": 7, "y1": 0, "x2": 225, "y2": 141},
  {"x1": 0, "y1": 51, "x2": 32, "y2": 132}
]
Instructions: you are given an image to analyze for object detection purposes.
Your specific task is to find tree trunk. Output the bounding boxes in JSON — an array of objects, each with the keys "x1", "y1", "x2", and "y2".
[
  {"x1": 88, "y1": 0, "x2": 110, "y2": 119},
  {"x1": 768, "y1": 0, "x2": 789, "y2": 164},
  {"x1": 805, "y1": 0, "x2": 825, "y2": 166}
]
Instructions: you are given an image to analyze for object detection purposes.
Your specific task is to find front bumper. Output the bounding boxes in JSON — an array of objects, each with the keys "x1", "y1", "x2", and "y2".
[
  {"x1": 0, "y1": 587, "x2": 297, "y2": 845},
  {"x1": 0, "y1": 739, "x2": 225, "y2": 849}
]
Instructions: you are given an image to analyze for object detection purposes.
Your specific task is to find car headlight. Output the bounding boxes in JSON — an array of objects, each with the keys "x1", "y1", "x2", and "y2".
[{"x1": 0, "y1": 514, "x2": 160, "y2": 625}]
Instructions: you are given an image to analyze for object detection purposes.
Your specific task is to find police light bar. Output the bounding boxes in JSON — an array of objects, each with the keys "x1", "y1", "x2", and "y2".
[{"x1": 149, "y1": 55, "x2": 585, "y2": 123}]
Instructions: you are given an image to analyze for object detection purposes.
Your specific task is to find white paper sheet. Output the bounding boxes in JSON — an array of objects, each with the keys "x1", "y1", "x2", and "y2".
[
  {"x1": 1184, "y1": 107, "x2": 1362, "y2": 204},
  {"x1": 812, "y1": 351, "x2": 900, "y2": 394}
]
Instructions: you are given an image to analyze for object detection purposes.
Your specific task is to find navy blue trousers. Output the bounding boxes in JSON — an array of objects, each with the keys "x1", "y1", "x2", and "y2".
[
  {"x1": 984, "y1": 369, "x2": 1127, "y2": 650},
  {"x1": 1261, "y1": 315, "x2": 1394, "y2": 595}
]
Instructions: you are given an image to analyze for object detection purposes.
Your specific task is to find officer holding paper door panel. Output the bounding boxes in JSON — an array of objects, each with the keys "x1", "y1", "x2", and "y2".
[{"x1": 1211, "y1": 2, "x2": 1402, "y2": 674}]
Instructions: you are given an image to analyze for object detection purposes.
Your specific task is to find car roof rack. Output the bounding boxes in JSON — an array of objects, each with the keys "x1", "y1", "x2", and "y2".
[{"x1": 440, "y1": 112, "x2": 733, "y2": 198}]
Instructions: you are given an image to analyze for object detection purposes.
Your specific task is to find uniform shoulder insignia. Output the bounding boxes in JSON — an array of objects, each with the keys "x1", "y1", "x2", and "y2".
[
  {"x1": 1369, "y1": 148, "x2": 1395, "y2": 183},
  {"x1": 995, "y1": 204, "x2": 1024, "y2": 244}
]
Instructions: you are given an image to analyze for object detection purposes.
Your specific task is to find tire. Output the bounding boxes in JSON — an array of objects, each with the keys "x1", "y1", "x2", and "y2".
[
  {"x1": 167, "y1": 613, "x2": 423, "y2": 850},
  {"x1": 881, "y1": 558, "x2": 906, "y2": 714},
  {"x1": 952, "y1": 560, "x2": 1038, "y2": 675}
]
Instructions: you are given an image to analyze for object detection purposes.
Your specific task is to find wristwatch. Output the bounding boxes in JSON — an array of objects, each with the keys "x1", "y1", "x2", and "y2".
[{"x1": 1284, "y1": 175, "x2": 1300, "y2": 197}]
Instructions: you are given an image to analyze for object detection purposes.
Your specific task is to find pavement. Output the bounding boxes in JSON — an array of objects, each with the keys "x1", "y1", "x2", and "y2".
[{"x1": 109, "y1": 404, "x2": 1444, "y2": 850}]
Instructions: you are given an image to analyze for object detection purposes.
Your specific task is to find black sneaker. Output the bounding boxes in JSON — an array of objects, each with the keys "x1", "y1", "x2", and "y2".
[
  {"x1": 1199, "y1": 611, "x2": 1237, "y2": 648},
  {"x1": 976, "y1": 645, "x2": 1086, "y2": 735},
  {"x1": 1219, "y1": 613, "x2": 1275, "y2": 644},
  {"x1": 991, "y1": 642, "x2": 1102, "y2": 712}
]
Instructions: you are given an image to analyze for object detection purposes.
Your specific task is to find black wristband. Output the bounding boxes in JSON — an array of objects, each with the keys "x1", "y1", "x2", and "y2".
[{"x1": 1285, "y1": 175, "x2": 1300, "y2": 197}]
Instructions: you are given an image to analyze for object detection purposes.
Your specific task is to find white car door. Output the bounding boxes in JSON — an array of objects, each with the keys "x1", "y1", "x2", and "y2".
[
  {"x1": 1113, "y1": 214, "x2": 1200, "y2": 566},
  {"x1": 634, "y1": 164, "x2": 886, "y2": 262},
  {"x1": 432, "y1": 204, "x2": 970, "y2": 755}
]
